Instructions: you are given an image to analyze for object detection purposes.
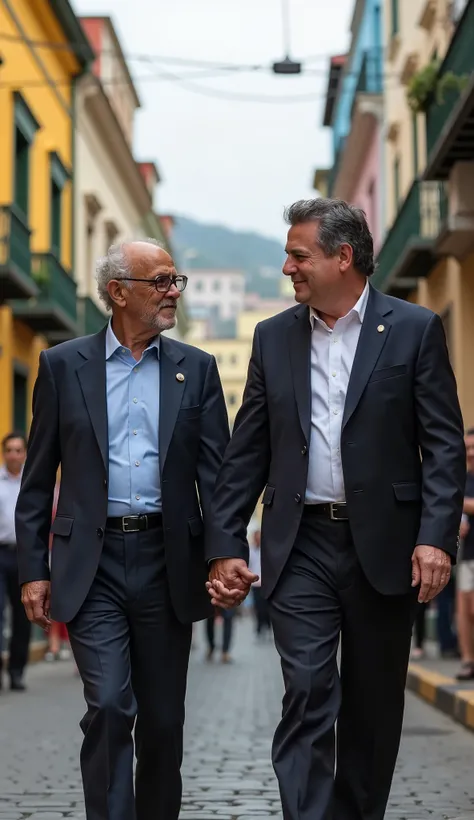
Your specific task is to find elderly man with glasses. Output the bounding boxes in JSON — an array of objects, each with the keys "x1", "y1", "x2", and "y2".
[{"x1": 16, "y1": 239, "x2": 229, "y2": 820}]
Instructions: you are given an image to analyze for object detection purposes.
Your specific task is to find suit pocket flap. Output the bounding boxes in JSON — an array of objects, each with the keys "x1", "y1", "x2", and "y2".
[
  {"x1": 50, "y1": 516, "x2": 74, "y2": 536},
  {"x1": 188, "y1": 516, "x2": 204, "y2": 537},
  {"x1": 392, "y1": 482, "x2": 420, "y2": 502},
  {"x1": 177, "y1": 405, "x2": 200, "y2": 421},
  {"x1": 369, "y1": 364, "x2": 407, "y2": 383},
  {"x1": 262, "y1": 485, "x2": 275, "y2": 506}
]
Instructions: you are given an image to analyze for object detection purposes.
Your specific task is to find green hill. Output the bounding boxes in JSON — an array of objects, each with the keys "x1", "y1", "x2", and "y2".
[{"x1": 172, "y1": 215, "x2": 285, "y2": 298}]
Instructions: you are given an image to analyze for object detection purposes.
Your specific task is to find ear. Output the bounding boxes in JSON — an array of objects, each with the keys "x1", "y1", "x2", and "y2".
[
  {"x1": 107, "y1": 279, "x2": 128, "y2": 308},
  {"x1": 339, "y1": 242, "x2": 353, "y2": 273}
]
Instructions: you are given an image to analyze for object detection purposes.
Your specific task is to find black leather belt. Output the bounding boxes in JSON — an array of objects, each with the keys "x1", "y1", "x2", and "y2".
[
  {"x1": 106, "y1": 513, "x2": 163, "y2": 533},
  {"x1": 304, "y1": 503, "x2": 348, "y2": 521}
]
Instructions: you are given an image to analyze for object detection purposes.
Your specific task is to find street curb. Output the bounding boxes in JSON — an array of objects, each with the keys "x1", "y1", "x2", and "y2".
[{"x1": 407, "y1": 662, "x2": 474, "y2": 732}]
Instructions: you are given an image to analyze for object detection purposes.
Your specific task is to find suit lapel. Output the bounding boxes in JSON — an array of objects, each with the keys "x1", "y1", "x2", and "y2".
[
  {"x1": 342, "y1": 286, "x2": 393, "y2": 430},
  {"x1": 159, "y1": 336, "x2": 186, "y2": 472},
  {"x1": 76, "y1": 327, "x2": 109, "y2": 474},
  {"x1": 288, "y1": 306, "x2": 312, "y2": 444}
]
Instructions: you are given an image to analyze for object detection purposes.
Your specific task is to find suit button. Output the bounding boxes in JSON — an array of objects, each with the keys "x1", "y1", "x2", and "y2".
[
  {"x1": 103, "y1": 478, "x2": 107, "y2": 488},
  {"x1": 97, "y1": 528, "x2": 104, "y2": 538},
  {"x1": 295, "y1": 493, "x2": 302, "y2": 503},
  {"x1": 301, "y1": 446, "x2": 307, "y2": 455}
]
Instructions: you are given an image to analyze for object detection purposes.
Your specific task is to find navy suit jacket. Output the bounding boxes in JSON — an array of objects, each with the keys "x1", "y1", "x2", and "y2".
[
  {"x1": 207, "y1": 285, "x2": 466, "y2": 598},
  {"x1": 16, "y1": 327, "x2": 230, "y2": 623}
]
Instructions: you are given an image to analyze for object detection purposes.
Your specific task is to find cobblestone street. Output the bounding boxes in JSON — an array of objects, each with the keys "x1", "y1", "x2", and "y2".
[{"x1": 0, "y1": 616, "x2": 473, "y2": 820}]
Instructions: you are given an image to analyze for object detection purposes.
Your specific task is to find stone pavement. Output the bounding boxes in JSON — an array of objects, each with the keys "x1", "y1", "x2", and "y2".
[
  {"x1": 0, "y1": 615, "x2": 473, "y2": 819},
  {"x1": 406, "y1": 641, "x2": 474, "y2": 732}
]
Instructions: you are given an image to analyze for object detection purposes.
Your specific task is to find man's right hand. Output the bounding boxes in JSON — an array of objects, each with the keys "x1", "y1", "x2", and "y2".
[
  {"x1": 206, "y1": 558, "x2": 258, "y2": 609},
  {"x1": 21, "y1": 581, "x2": 52, "y2": 631}
]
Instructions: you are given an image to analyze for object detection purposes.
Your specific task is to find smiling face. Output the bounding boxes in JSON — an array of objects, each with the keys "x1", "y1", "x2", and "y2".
[
  {"x1": 282, "y1": 221, "x2": 352, "y2": 309},
  {"x1": 108, "y1": 242, "x2": 180, "y2": 334}
]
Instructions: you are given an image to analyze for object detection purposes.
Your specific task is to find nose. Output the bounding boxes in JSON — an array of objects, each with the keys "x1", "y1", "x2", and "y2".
[
  {"x1": 166, "y1": 284, "x2": 181, "y2": 299},
  {"x1": 283, "y1": 257, "x2": 297, "y2": 276}
]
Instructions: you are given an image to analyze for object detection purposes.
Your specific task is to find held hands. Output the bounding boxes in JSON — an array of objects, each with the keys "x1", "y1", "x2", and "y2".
[
  {"x1": 21, "y1": 580, "x2": 52, "y2": 632},
  {"x1": 206, "y1": 558, "x2": 259, "y2": 609},
  {"x1": 411, "y1": 545, "x2": 451, "y2": 603}
]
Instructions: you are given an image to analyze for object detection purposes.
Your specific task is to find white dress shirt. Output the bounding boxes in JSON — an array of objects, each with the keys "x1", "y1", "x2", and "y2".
[
  {"x1": 0, "y1": 465, "x2": 22, "y2": 544},
  {"x1": 305, "y1": 281, "x2": 369, "y2": 504}
]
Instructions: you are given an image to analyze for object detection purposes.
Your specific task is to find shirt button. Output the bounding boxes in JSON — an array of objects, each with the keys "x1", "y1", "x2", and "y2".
[
  {"x1": 133, "y1": 397, "x2": 138, "y2": 404},
  {"x1": 133, "y1": 430, "x2": 138, "y2": 436},
  {"x1": 135, "y1": 461, "x2": 140, "y2": 467},
  {"x1": 135, "y1": 495, "x2": 140, "y2": 500},
  {"x1": 121, "y1": 348, "x2": 126, "y2": 353},
  {"x1": 333, "y1": 409, "x2": 339, "y2": 415},
  {"x1": 332, "y1": 372, "x2": 337, "y2": 377}
]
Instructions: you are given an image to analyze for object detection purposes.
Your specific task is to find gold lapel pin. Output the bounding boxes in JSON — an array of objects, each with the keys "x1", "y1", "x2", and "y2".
[
  {"x1": 377, "y1": 324, "x2": 385, "y2": 333},
  {"x1": 176, "y1": 373, "x2": 185, "y2": 382}
]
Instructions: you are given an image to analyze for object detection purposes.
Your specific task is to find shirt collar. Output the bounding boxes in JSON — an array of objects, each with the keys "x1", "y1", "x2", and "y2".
[
  {"x1": 309, "y1": 279, "x2": 369, "y2": 330},
  {"x1": 0, "y1": 464, "x2": 22, "y2": 481},
  {"x1": 105, "y1": 320, "x2": 160, "y2": 360}
]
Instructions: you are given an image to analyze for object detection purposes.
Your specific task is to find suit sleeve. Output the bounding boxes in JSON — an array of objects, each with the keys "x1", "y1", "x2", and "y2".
[
  {"x1": 205, "y1": 324, "x2": 271, "y2": 563},
  {"x1": 196, "y1": 355, "x2": 230, "y2": 523},
  {"x1": 16, "y1": 351, "x2": 60, "y2": 586},
  {"x1": 415, "y1": 313, "x2": 466, "y2": 559}
]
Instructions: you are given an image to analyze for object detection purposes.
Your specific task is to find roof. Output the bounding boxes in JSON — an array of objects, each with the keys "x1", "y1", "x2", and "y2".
[
  {"x1": 80, "y1": 16, "x2": 141, "y2": 107},
  {"x1": 322, "y1": 54, "x2": 347, "y2": 127},
  {"x1": 48, "y1": 0, "x2": 95, "y2": 69}
]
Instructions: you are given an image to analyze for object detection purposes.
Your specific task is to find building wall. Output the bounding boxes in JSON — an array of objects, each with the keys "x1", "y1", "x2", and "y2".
[
  {"x1": 185, "y1": 271, "x2": 246, "y2": 321},
  {"x1": 349, "y1": 126, "x2": 382, "y2": 250}
]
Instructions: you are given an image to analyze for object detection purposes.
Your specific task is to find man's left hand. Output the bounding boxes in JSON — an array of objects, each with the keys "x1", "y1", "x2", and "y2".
[{"x1": 411, "y1": 545, "x2": 451, "y2": 603}]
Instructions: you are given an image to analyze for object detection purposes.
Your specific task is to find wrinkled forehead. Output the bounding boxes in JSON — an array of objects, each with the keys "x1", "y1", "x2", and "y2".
[{"x1": 125, "y1": 243, "x2": 175, "y2": 275}]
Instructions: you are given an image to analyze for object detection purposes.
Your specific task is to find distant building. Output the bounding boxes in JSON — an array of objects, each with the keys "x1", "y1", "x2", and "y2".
[{"x1": 185, "y1": 269, "x2": 246, "y2": 323}]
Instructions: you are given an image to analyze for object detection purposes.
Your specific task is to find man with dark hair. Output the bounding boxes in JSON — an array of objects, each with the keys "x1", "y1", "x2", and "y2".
[
  {"x1": 0, "y1": 432, "x2": 30, "y2": 691},
  {"x1": 456, "y1": 427, "x2": 474, "y2": 680},
  {"x1": 207, "y1": 198, "x2": 466, "y2": 820}
]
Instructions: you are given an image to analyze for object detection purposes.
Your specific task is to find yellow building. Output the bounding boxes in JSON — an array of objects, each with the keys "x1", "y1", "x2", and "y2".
[
  {"x1": 372, "y1": 0, "x2": 474, "y2": 425},
  {"x1": 0, "y1": 0, "x2": 93, "y2": 440}
]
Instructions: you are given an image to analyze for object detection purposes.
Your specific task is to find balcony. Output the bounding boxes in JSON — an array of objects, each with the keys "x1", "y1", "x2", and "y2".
[
  {"x1": 10, "y1": 252, "x2": 78, "y2": 342},
  {"x1": 424, "y1": 0, "x2": 474, "y2": 179},
  {"x1": 79, "y1": 295, "x2": 107, "y2": 336},
  {"x1": 0, "y1": 205, "x2": 38, "y2": 301},
  {"x1": 372, "y1": 181, "x2": 445, "y2": 296}
]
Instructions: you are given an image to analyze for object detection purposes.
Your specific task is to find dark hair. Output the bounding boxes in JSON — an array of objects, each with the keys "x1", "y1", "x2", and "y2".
[
  {"x1": 284, "y1": 197, "x2": 375, "y2": 277},
  {"x1": 2, "y1": 432, "x2": 27, "y2": 451}
]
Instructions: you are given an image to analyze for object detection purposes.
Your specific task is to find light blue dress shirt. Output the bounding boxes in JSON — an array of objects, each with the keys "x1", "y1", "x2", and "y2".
[{"x1": 105, "y1": 322, "x2": 161, "y2": 516}]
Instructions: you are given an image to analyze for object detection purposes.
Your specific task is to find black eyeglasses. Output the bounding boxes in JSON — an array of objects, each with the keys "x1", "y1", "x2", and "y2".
[{"x1": 120, "y1": 274, "x2": 188, "y2": 293}]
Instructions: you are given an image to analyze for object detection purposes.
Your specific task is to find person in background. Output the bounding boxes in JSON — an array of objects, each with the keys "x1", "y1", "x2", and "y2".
[
  {"x1": 0, "y1": 433, "x2": 31, "y2": 691},
  {"x1": 45, "y1": 482, "x2": 71, "y2": 663},
  {"x1": 248, "y1": 529, "x2": 271, "y2": 638},
  {"x1": 205, "y1": 607, "x2": 234, "y2": 664},
  {"x1": 456, "y1": 429, "x2": 474, "y2": 680},
  {"x1": 411, "y1": 603, "x2": 429, "y2": 660}
]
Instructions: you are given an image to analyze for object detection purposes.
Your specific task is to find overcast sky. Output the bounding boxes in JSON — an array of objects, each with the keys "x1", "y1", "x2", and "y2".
[{"x1": 74, "y1": 0, "x2": 354, "y2": 241}]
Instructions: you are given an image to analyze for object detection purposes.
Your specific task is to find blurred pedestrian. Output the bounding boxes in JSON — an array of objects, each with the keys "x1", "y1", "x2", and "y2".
[
  {"x1": 411, "y1": 602, "x2": 429, "y2": 660},
  {"x1": 456, "y1": 429, "x2": 474, "y2": 681},
  {"x1": 248, "y1": 529, "x2": 271, "y2": 638},
  {"x1": 15, "y1": 239, "x2": 229, "y2": 820},
  {"x1": 207, "y1": 198, "x2": 465, "y2": 820},
  {"x1": 45, "y1": 483, "x2": 71, "y2": 663},
  {"x1": 0, "y1": 432, "x2": 31, "y2": 691},
  {"x1": 205, "y1": 607, "x2": 234, "y2": 663}
]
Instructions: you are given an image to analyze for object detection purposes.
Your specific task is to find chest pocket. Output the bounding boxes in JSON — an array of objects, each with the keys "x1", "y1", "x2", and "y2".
[
  {"x1": 368, "y1": 364, "x2": 407, "y2": 384},
  {"x1": 176, "y1": 405, "x2": 200, "y2": 422}
]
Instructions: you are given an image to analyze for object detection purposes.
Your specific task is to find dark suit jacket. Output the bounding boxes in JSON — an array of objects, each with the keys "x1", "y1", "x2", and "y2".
[
  {"x1": 16, "y1": 327, "x2": 230, "y2": 624},
  {"x1": 206, "y1": 285, "x2": 466, "y2": 597}
]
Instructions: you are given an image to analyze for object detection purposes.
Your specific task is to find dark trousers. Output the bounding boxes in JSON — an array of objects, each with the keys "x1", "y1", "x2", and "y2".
[
  {"x1": 67, "y1": 528, "x2": 192, "y2": 820},
  {"x1": 252, "y1": 586, "x2": 271, "y2": 634},
  {"x1": 269, "y1": 514, "x2": 417, "y2": 820},
  {"x1": 413, "y1": 602, "x2": 428, "y2": 649},
  {"x1": 0, "y1": 545, "x2": 31, "y2": 679},
  {"x1": 436, "y1": 577, "x2": 457, "y2": 653},
  {"x1": 206, "y1": 607, "x2": 233, "y2": 653}
]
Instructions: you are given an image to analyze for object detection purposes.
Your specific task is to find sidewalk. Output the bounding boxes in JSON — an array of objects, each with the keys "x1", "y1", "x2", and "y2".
[{"x1": 407, "y1": 641, "x2": 474, "y2": 732}]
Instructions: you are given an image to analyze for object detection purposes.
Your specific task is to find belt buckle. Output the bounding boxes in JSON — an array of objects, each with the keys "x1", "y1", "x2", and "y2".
[
  {"x1": 329, "y1": 503, "x2": 347, "y2": 521},
  {"x1": 122, "y1": 515, "x2": 140, "y2": 533}
]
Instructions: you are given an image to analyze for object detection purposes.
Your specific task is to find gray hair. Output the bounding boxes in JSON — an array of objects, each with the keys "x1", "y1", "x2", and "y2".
[
  {"x1": 96, "y1": 237, "x2": 164, "y2": 310},
  {"x1": 284, "y1": 198, "x2": 375, "y2": 277}
]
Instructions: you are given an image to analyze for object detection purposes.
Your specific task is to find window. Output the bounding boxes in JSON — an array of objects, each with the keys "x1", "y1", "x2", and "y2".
[
  {"x1": 391, "y1": 0, "x2": 399, "y2": 35},
  {"x1": 49, "y1": 152, "x2": 69, "y2": 258},
  {"x1": 393, "y1": 156, "x2": 401, "y2": 213},
  {"x1": 412, "y1": 114, "x2": 419, "y2": 176},
  {"x1": 51, "y1": 180, "x2": 62, "y2": 257},
  {"x1": 195, "y1": 280, "x2": 204, "y2": 292},
  {"x1": 13, "y1": 367, "x2": 28, "y2": 436},
  {"x1": 14, "y1": 128, "x2": 29, "y2": 217},
  {"x1": 212, "y1": 280, "x2": 221, "y2": 291}
]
